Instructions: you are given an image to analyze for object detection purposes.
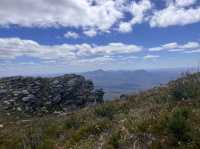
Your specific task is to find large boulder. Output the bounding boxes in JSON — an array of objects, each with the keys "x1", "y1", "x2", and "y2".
[{"x1": 0, "y1": 74, "x2": 101, "y2": 115}]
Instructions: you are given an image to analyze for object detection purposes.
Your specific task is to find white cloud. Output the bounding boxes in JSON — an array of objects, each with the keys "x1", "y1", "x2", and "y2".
[
  {"x1": 75, "y1": 42, "x2": 142, "y2": 57},
  {"x1": 0, "y1": 0, "x2": 199, "y2": 33},
  {"x1": 143, "y1": 54, "x2": 160, "y2": 60},
  {"x1": 175, "y1": 0, "x2": 197, "y2": 7},
  {"x1": 0, "y1": 38, "x2": 142, "y2": 63},
  {"x1": 150, "y1": 4, "x2": 200, "y2": 27},
  {"x1": 149, "y1": 47, "x2": 163, "y2": 52},
  {"x1": 118, "y1": 22, "x2": 132, "y2": 33},
  {"x1": 180, "y1": 42, "x2": 200, "y2": 49},
  {"x1": 64, "y1": 32, "x2": 79, "y2": 39},
  {"x1": 184, "y1": 49, "x2": 200, "y2": 53},
  {"x1": 94, "y1": 42, "x2": 142, "y2": 54},
  {"x1": 168, "y1": 49, "x2": 185, "y2": 52},
  {"x1": 162, "y1": 42, "x2": 178, "y2": 49},
  {"x1": 149, "y1": 41, "x2": 200, "y2": 52},
  {"x1": 118, "y1": 0, "x2": 152, "y2": 33},
  {"x1": 149, "y1": 42, "x2": 179, "y2": 52},
  {"x1": 0, "y1": 0, "x2": 123, "y2": 34},
  {"x1": 83, "y1": 29, "x2": 97, "y2": 37},
  {"x1": 129, "y1": 0, "x2": 152, "y2": 23}
]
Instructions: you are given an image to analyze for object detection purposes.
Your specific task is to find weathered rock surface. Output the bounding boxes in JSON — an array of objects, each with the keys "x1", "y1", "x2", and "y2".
[{"x1": 0, "y1": 74, "x2": 103, "y2": 115}]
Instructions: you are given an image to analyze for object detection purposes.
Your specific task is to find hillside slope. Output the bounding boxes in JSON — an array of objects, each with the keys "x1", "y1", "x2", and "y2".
[{"x1": 0, "y1": 73, "x2": 200, "y2": 149}]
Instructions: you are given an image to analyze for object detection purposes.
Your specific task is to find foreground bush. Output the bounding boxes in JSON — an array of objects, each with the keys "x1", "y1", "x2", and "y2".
[
  {"x1": 169, "y1": 73, "x2": 200, "y2": 100},
  {"x1": 167, "y1": 108, "x2": 192, "y2": 143}
]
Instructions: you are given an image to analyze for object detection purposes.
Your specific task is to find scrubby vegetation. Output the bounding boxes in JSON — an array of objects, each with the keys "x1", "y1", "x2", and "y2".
[{"x1": 0, "y1": 72, "x2": 200, "y2": 149}]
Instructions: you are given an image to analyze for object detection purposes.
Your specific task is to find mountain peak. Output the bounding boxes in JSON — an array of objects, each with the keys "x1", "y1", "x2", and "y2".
[{"x1": 94, "y1": 69, "x2": 105, "y2": 73}]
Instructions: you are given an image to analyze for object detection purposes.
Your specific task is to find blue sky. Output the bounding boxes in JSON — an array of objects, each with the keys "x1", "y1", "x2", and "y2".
[{"x1": 0, "y1": 0, "x2": 200, "y2": 76}]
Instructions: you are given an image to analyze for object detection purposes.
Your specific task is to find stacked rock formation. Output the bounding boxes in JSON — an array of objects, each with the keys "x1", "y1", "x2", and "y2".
[{"x1": 0, "y1": 74, "x2": 103, "y2": 115}]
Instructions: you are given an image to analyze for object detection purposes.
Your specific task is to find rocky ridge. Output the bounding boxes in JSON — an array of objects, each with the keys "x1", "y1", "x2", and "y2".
[{"x1": 0, "y1": 74, "x2": 104, "y2": 115}]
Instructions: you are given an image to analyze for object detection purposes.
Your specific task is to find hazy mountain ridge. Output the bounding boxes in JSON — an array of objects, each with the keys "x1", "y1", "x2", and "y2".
[
  {"x1": 0, "y1": 68, "x2": 192, "y2": 100},
  {"x1": 82, "y1": 69, "x2": 182, "y2": 99}
]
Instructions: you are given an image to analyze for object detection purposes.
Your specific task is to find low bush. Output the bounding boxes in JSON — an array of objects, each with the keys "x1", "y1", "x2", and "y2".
[
  {"x1": 166, "y1": 108, "x2": 192, "y2": 143},
  {"x1": 94, "y1": 103, "x2": 116, "y2": 119},
  {"x1": 64, "y1": 116, "x2": 81, "y2": 129},
  {"x1": 107, "y1": 132, "x2": 121, "y2": 148},
  {"x1": 67, "y1": 119, "x2": 110, "y2": 146},
  {"x1": 169, "y1": 73, "x2": 200, "y2": 100}
]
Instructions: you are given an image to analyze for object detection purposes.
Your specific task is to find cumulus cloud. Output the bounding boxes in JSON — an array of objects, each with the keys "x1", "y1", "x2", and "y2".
[
  {"x1": 162, "y1": 42, "x2": 178, "y2": 49},
  {"x1": 175, "y1": 0, "x2": 197, "y2": 7},
  {"x1": 0, "y1": 0, "x2": 123, "y2": 35},
  {"x1": 184, "y1": 49, "x2": 200, "y2": 53},
  {"x1": 0, "y1": 38, "x2": 142, "y2": 63},
  {"x1": 83, "y1": 29, "x2": 97, "y2": 37},
  {"x1": 149, "y1": 41, "x2": 200, "y2": 52},
  {"x1": 150, "y1": 1, "x2": 200, "y2": 27},
  {"x1": 0, "y1": 0, "x2": 151, "y2": 34},
  {"x1": 118, "y1": 0, "x2": 152, "y2": 33},
  {"x1": 64, "y1": 32, "x2": 79, "y2": 39},
  {"x1": 143, "y1": 54, "x2": 160, "y2": 60},
  {"x1": 118, "y1": 22, "x2": 133, "y2": 33},
  {"x1": 149, "y1": 42, "x2": 179, "y2": 52},
  {"x1": 180, "y1": 42, "x2": 200, "y2": 49},
  {"x1": 148, "y1": 47, "x2": 163, "y2": 52},
  {"x1": 0, "y1": 0, "x2": 200, "y2": 33}
]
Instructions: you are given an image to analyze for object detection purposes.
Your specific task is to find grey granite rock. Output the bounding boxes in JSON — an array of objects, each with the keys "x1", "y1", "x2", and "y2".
[{"x1": 0, "y1": 74, "x2": 104, "y2": 115}]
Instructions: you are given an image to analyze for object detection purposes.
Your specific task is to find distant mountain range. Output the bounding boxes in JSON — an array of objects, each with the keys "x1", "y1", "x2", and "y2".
[
  {"x1": 0, "y1": 67, "x2": 196, "y2": 100},
  {"x1": 82, "y1": 68, "x2": 191, "y2": 99}
]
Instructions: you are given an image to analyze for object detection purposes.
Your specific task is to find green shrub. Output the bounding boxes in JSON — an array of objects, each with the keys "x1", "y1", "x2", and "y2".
[
  {"x1": 38, "y1": 139, "x2": 55, "y2": 149},
  {"x1": 117, "y1": 102, "x2": 130, "y2": 114},
  {"x1": 94, "y1": 104, "x2": 116, "y2": 119},
  {"x1": 107, "y1": 132, "x2": 121, "y2": 148},
  {"x1": 170, "y1": 73, "x2": 200, "y2": 100},
  {"x1": 17, "y1": 126, "x2": 56, "y2": 149},
  {"x1": 0, "y1": 136, "x2": 22, "y2": 149},
  {"x1": 43, "y1": 122, "x2": 62, "y2": 138},
  {"x1": 70, "y1": 120, "x2": 110, "y2": 143},
  {"x1": 166, "y1": 108, "x2": 192, "y2": 143},
  {"x1": 64, "y1": 116, "x2": 81, "y2": 129}
]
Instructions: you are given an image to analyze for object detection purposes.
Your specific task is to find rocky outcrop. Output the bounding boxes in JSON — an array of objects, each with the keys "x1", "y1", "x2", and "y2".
[{"x1": 0, "y1": 74, "x2": 103, "y2": 115}]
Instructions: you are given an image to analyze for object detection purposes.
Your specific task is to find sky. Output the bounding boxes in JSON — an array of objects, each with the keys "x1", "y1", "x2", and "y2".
[{"x1": 0, "y1": 0, "x2": 200, "y2": 76}]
